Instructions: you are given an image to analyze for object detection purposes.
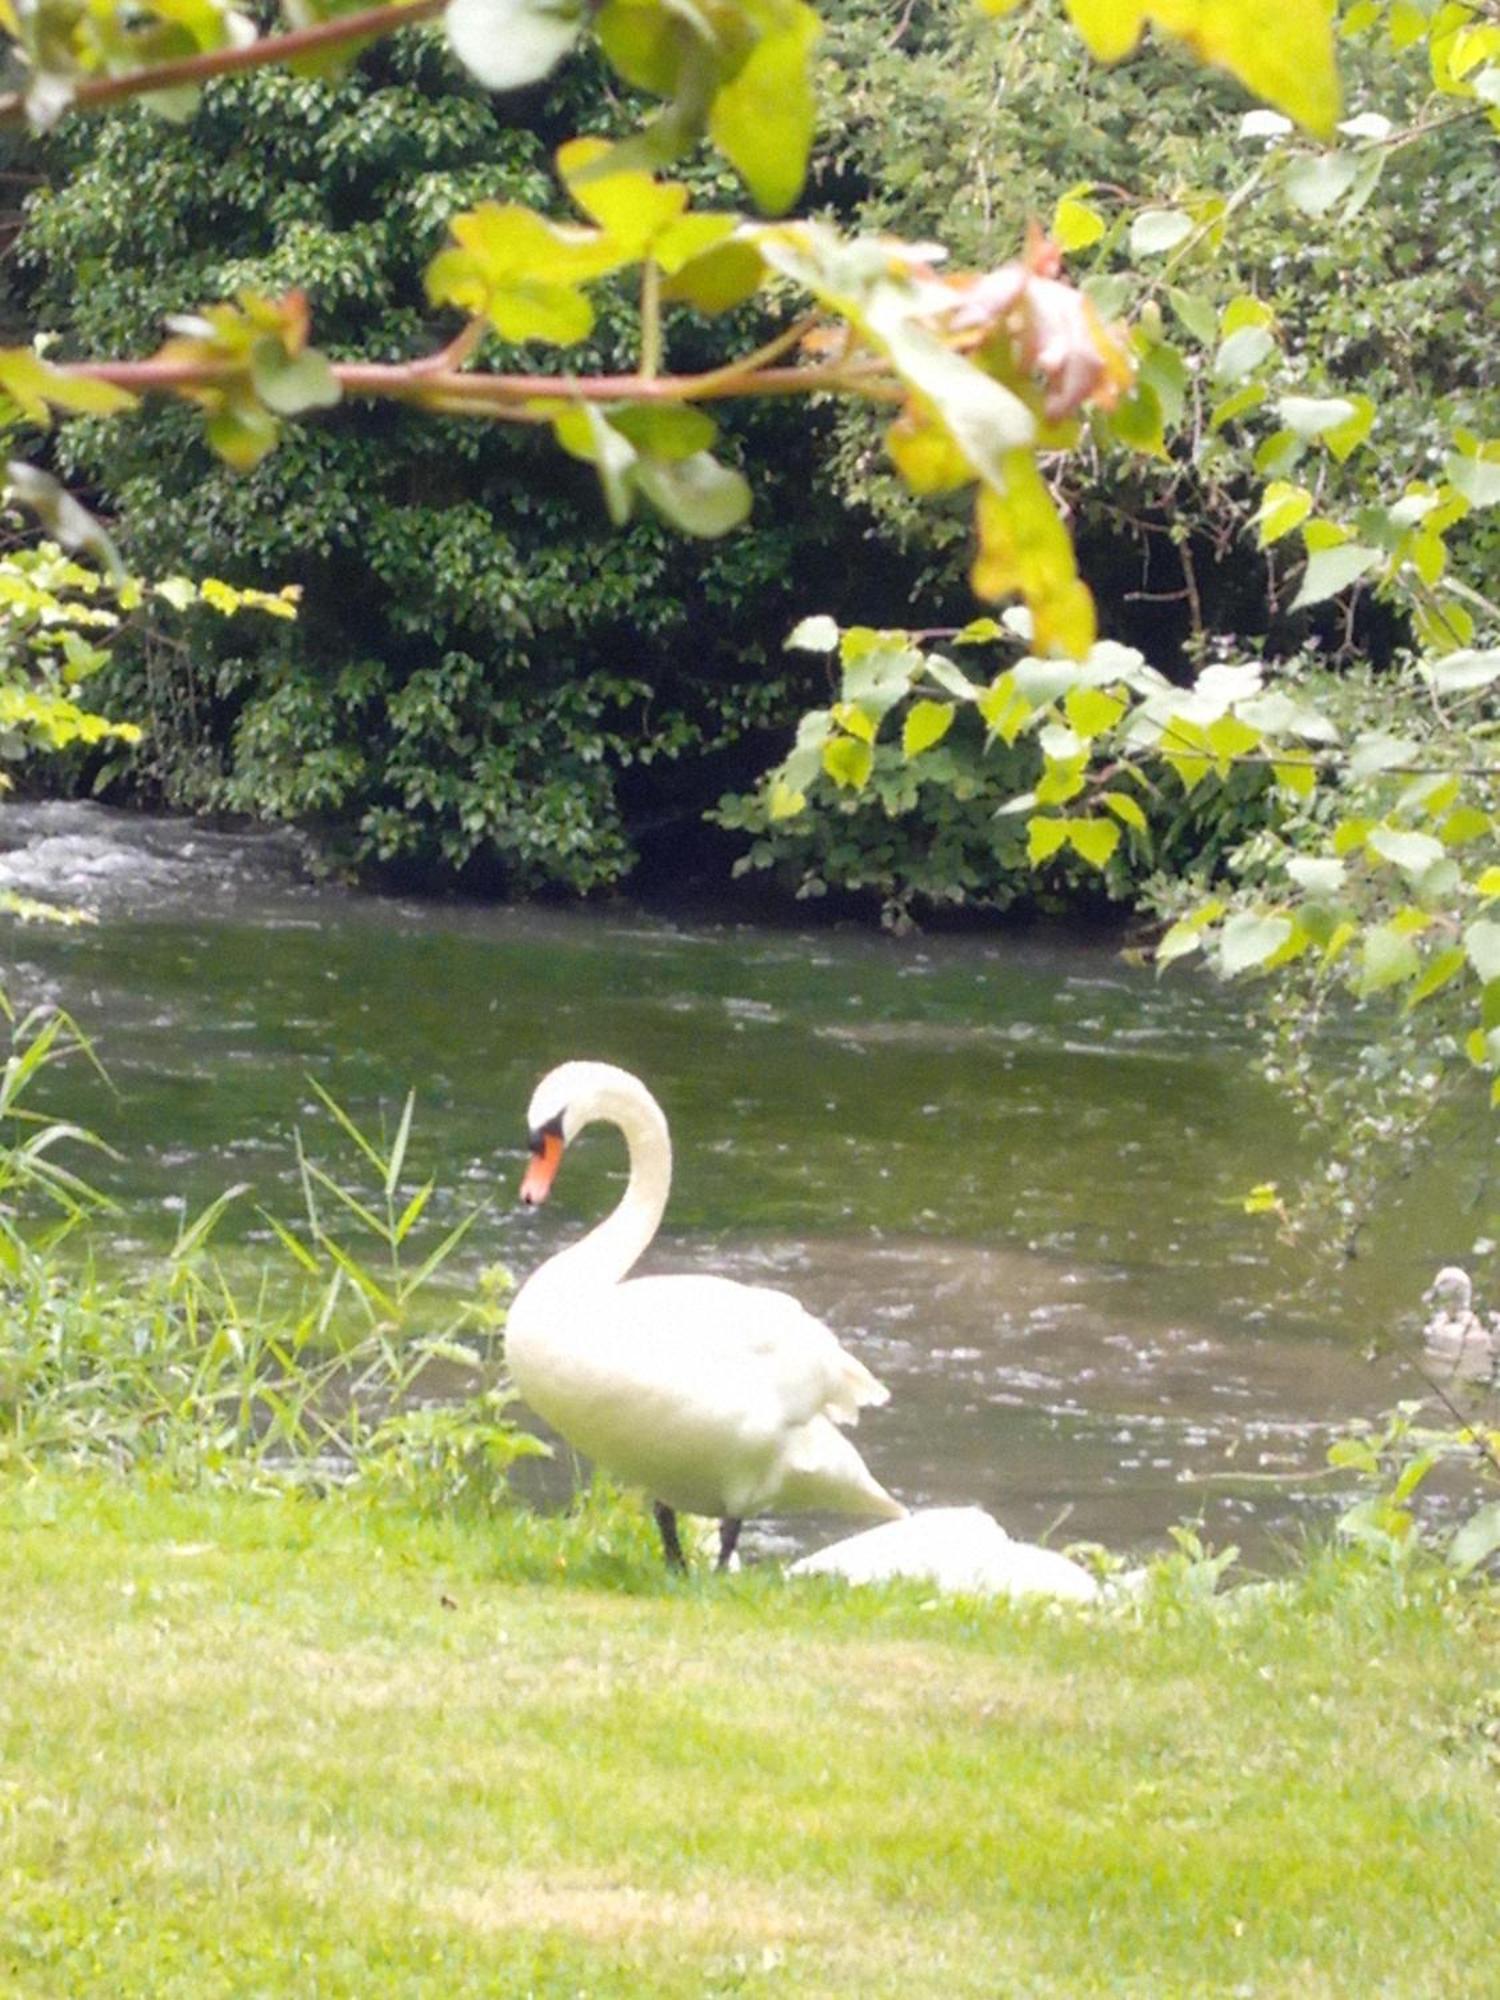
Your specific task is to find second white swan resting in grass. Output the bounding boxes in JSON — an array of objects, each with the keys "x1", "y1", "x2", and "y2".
[{"x1": 507, "y1": 1061, "x2": 904, "y2": 1569}]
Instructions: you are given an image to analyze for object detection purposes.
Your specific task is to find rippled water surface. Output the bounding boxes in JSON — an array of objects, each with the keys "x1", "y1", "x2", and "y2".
[{"x1": 2, "y1": 801, "x2": 1488, "y2": 1556}]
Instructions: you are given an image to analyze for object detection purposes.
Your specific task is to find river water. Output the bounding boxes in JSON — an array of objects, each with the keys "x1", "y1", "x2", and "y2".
[{"x1": 2, "y1": 801, "x2": 1491, "y2": 1558}]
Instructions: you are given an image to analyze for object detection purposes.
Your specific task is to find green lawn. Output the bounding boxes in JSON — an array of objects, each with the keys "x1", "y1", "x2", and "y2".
[{"x1": 3, "y1": 1475, "x2": 1496, "y2": 1998}]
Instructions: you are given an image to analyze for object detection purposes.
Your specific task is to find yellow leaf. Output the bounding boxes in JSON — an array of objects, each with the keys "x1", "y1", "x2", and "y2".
[
  {"x1": 1063, "y1": 1, "x2": 1339, "y2": 134},
  {"x1": 1063, "y1": 0, "x2": 1148, "y2": 63},
  {"x1": 1027, "y1": 816, "x2": 1071, "y2": 863},
  {"x1": 1254, "y1": 480, "x2": 1314, "y2": 547},
  {"x1": 971, "y1": 453, "x2": 1096, "y2": 659},
  {"x1": 822, "y1": 736, "x2": 873, "y2": 790},
  {"x1": 1052, "y1": 195, "x2": 1108, "y2": 251},
  {"x1": 831, "y1": 701, "x2": 877, "y2": 745},
  {"x1": 556, "y1": 138, "x2": 691, "y2": 253},
  {"x1": 885, "y1": 412, "x2": 972, "y2": 495},
  {"x1": 902, "y1": 699, "x2": 956, "y2": 757},
  {"x1": 1069, "y1": 817, "x2": 1121, "y2": 868}
]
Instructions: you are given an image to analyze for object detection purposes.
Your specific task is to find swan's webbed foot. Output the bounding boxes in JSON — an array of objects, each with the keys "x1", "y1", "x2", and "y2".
[
  {"x1": 717, "y1": 1517, "x2": 742, "y2": 1570},
  {"x1": 653, "y1": 1501, "x2": 687, "y2": 1571}
]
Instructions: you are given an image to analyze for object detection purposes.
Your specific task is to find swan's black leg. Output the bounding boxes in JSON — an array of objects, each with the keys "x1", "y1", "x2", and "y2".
[
  {"x1": 717, "y1": 1517, "x2": 743, "y2": 1570},
  {"x1": 653, "y1": 1501, "x2": 687, "y2": 1571}
]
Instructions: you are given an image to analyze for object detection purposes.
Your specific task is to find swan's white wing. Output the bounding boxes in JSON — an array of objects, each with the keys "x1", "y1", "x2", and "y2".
[
  {"x1": 608, "y1": 1274, "x2": 889, "y2": 1427},
  {"x1": 507, "y1": 1271, "x2": 896, "y2": 1520}
]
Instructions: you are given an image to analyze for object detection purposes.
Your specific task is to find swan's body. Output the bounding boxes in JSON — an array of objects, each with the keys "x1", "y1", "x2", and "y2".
[
  {"x1": 507, "y1": 1061, "x2": 903, "y2": 1565},
  {"x1": 1422, "y1": 1266, "x2": 1497, "y2": 1380}
]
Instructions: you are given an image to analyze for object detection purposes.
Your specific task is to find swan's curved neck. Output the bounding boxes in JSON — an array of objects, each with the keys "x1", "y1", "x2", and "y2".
[{"x1": 549, "y1": 1088, "x2": 672, "y2": 1290}]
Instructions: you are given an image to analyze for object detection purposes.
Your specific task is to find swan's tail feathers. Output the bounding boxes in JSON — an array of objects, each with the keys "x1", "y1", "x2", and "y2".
[
  {"x1": 778, "y1": 1417, "x2": 907, "y2": 1521},
  {"x1": 826, "y1": 1351, "x2": 892, "y2": 1426}
]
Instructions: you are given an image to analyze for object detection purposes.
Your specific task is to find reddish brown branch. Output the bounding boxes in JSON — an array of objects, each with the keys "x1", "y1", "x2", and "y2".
[
  {"x1": 60, "y1": 350, "x2": 906, "y2": 409},
  {"x1": 0, "y1": 0, "x2": 445, "y2": 125}
]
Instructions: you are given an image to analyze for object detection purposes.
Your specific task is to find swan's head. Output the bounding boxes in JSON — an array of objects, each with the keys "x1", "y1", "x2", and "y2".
[
  {"x1": 519, "y1": 1060, "x2": 660, "y2": 1206},
  {"x1": 1424, "y1": 1265, "x2": 1473, "y2": 1310}
]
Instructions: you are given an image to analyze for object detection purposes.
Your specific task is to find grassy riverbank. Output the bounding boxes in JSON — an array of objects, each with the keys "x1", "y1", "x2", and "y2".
[{"x1": 5, "y1": 1474, "x2": 1497, "y2": 1998}]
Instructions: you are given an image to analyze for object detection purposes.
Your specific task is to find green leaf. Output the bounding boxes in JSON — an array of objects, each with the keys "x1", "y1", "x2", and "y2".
[
  {"x1": 1276, "y1": 394, "x2": 1356, "y2": 440},
  {"x1": 1027, "y1": 816, "x2": 1070, "y2": 864},
  {"x1": 970, "y1": 453, "x2": 1094, "y2": 657},
  {"x1": 1068, "y1": 817, "x2": 1120, "y2": 868},
  {"x1": 1347, "y1": 731, "x2": 1417, "y2": 779},
  {"x1": 0, "y1": 349, "x2": 138, "y2": 422},
  {"x1": 1166, "y1": 287, "x2": 1218, "y2": 346},
  {"x1": 1210, "y1": 381, "x2": 1268, "y2": 431},
  {"x1": 922, "y1": 654, "x2": 979, "y2": 699},
  {"x1": 445, "y1": 0, "x2": 584, "y2": 90},
  {"x1": 1283, "y1": 153, "x2": 1358, "y2": 217},
  {"x1": 1254, "y1": 480, "x2": 1313, "y2": 546},
  {"x1": 822, "y1": 735, "x2": 873, "y2": 790},
  {"x1": 902, "y1": 700, "x2": 955, "y2": 758},
  {"x1": 1448, "y1": 1501, "x2": 1500, "y2": 1575},
  {"x1": 1053, "y1": 195, "x2": 1107, "y2": 250},
  {"x1": 786, "y1": 615, "x2": 838, "y2": 653},
  {"x1": 1064, "y1": 685, "x2": 1126, "y2": 738},
  {"x1": 1064, "y1": 0, "x2": 1339, "y2": 137},
  {"x1": 844, "y1": 646, "x2": 920, "y2": 716},
  {"x1": 249, "y1": 344, "x2": 341, "y2": 417},
  {"x1": 1219, "y1": 912, "x2": 1293, "y2": 974},
  {"x1": 610, "y1": 404, "x2": 717, "y2": 460},
  {"x1": 1445, "y1": 451, "x2": 1500, "y2": 509},
  {"x1": 1213, "y1": 326, "x2": 1275, "y2": 387},
  {"x1": 426, "y1": 204, "x2": 621, "y2": 344},
  {"x1": 709, "y1": 0, "x2": 821, "y2": 215},
  {"x1": 1287, "y1": 855, "x2": 1344, "y2": 896},
  {"x1": 1289, "y1": 543, "x2": 1381, "y2": 610},
  {"x1": 633, "y1": 451, "x2": 752, "y2": 538},
  {"x1": 1360, "y1": 925, "x2": 1421, "y2": 993},
  {"x1": 660, "y1": 239, "x2": 766, "y2": 313},
  {"x1": 831, "y1": 701, "x2": 876, "y2": 745},
  {"x1": 1253, "y1": 428, "x2": 1302, "y2": 478},
  {"x1": 4, "y1": 463, "x2": 123, "y2": 573},
  {"x1": 205, "y1": 403, "x2": 280, "y2": 473},
  {"x1": 1101, "y1": 790, "x2": 1149, "y2": 834},
  {"x1": 1464, "y1": 920, "x2": 1500, "y2": 985},
  {"x1": 1422, "y1": 648, "x2": 1500, "y2": 695},
  {"x1": 1405, "y1": 946, "x2": 1467, "y2": 1010},
  {"x1": 1108, "y1": 379, "x2": 1166, "y2": 457},
  {"x1": 556, "y1": 136, "x2": 689, "y2": 244},
  {"x1": 1322, "y1": 393, "x2": 1375, "y2": 462},
  {"x1": 1130, "y1": 209, "x2": 1193, "y2": 255},
  {"x1": 1156, "y1": 920, "x2": 1205, "y2": 966},
  {"x1": 1139, "y1": 342, "x2": 1189, "y2": 427},
  {"x1": 1366, "y1": 827, "x2": 1445, "y2": 878},
  {"x1": 552, "y1": 404, "x2": 637, "y2": 524}
]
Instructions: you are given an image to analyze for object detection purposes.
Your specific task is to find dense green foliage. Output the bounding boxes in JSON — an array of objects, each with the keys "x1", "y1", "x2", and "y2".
[
  {"x1": 19, "y1": 4, "x2": 1493, "y2": 910},
  {"x1": 14, "y1": 36, "x2": 875, "y2": 890},
  {"x1": 722, "y1": 2, "x2": 1500, "y2": 920}
]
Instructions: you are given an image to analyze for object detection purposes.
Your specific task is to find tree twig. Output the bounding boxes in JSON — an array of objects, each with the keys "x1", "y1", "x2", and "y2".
[{"x1": 0, "y1": 0, "x2": 445, "y2": 127}]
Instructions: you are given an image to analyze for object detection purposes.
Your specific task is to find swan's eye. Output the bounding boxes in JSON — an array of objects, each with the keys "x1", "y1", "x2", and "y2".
[
  {"x1": 528, "y1": 1112, "x2": 565, "y2": 1155},
  {"x1": 520, "y1": 1114, "x2": 566, "y2": 1206}
]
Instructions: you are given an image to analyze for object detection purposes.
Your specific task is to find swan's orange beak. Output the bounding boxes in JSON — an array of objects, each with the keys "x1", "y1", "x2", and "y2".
[{"x1": 520, "y1": 1129, "x2": 563, "y2": 1206}]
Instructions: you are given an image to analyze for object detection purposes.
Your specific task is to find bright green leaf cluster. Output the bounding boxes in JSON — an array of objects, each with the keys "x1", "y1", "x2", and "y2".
[{"x1": 149, "y1": 290, "x2": 341, "y2": 471}]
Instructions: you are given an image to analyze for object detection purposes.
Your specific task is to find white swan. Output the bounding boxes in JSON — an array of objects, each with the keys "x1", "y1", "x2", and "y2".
[
  {"x1": 1421, "y1": 1266, "x2": 1497, "y2": 1380},
  {"x1": 791, "y1": 1507, "x2": 1101, "y2": 1603},
  {"x1": 506, "y1": 1060, "x2": 904, "y2": 1569}
]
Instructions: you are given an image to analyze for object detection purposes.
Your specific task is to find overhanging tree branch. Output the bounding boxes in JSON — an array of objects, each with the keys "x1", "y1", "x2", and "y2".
[{"x1": 0, "y1": 0, "x2": 445, "y2": 128}]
